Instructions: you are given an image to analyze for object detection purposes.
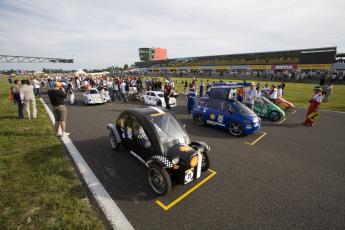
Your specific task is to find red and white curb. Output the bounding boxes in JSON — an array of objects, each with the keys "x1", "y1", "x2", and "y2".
[{"x1": 40, "y1": 98, "x2": 134, "y2": 230}]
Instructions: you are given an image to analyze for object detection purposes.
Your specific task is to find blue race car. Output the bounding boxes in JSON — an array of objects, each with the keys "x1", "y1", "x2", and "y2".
[{"x1": 192, "y1": 83, "x2": 261, "y2": 136}]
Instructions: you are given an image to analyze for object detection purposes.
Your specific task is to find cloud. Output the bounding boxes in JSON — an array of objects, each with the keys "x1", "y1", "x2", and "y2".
[{"x1": 0, "y1": 0, "x2": 344, "y2": 70}]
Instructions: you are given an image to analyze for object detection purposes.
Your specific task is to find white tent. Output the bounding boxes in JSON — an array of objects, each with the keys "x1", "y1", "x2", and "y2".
[{"x1": 76, "y1": 69, "x2": 86, "y2": 76}]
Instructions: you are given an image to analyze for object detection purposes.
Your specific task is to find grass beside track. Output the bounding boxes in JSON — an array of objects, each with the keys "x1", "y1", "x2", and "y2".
[
  {"x1": 147, "y1": 76, "x2": 345, "y2": 111},
  {"x1": 0, "y1": 78, "x2": 105, "y2": 229}
]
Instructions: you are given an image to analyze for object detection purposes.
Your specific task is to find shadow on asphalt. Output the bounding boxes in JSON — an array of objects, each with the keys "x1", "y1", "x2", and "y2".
[
  {"x1": 72, "y1": 136, "x2": 160, "y2": 202},
  {"x1": 261, "y1": 123, "x2": 305, "y2": 128},
  {"x1": 179, "y1": 118, "x2": 234, "y2": 139}
]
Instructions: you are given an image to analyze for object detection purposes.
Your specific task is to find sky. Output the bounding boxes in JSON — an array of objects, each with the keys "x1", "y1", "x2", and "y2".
[{"x1": 0, "y1": 0, "x2": 344, "y2": 71}]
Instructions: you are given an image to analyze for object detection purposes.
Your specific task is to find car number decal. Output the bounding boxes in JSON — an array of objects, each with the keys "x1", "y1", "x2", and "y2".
[
  {"x1": 210, "y1": 114, "x2": 216, "y2": 120},
  {"x1": 184, "y1": 168, "x2": 194, "y2": 184},
  {"x1": 217, "y1": 115, "x2": 224, "y2": 123}
]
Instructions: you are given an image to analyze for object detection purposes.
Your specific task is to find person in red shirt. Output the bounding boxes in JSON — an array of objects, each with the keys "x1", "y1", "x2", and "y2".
[
  {"x1": 304, "y1": 86, "x2": 323, "y2": 127},
  {"x1": 164, "y1": 80, "x2": 173, "y2": 110}
]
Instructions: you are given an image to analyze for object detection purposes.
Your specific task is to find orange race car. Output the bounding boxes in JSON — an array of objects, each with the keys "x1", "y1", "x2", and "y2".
[{"x1": 275, "y1": 97, "x2": 295, "y2": 111}]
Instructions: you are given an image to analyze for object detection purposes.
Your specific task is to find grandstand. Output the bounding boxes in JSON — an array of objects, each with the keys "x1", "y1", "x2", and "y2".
[{"x1": 134, "y1": 47, "x2": 339, "y2": 71}]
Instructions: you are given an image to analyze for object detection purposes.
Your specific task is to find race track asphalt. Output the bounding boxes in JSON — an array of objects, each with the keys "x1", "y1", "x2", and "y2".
[{"x1": 42, "y1": 92, "x2": 345, "y2": 230}]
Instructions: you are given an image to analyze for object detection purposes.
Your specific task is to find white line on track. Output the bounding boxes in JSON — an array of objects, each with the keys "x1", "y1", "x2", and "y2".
[
  {"x1": 40, "y1": 98, "x2": 134, "y2": 230},
  {"x1": 295, "y1": 107, "x2": 345, "y2": 114}
]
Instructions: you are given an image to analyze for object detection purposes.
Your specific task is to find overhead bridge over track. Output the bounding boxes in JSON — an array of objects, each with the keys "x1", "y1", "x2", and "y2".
[{"x1": 0, "y1": 55, "x2": 73, "y2": 63}]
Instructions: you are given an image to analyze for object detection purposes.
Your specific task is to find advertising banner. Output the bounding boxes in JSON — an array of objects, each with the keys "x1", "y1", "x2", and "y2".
[
  {"x1": 298, "y1": 64, "x2": 332, "y2": 70},
  {"x1": 250, "y1": 65, "x2": 272, "y2": 70},
  {"x1": 215, "y1": 66, "x2": 230, "y2": 70},
  {"x1": 272, "y1": 64, "x2": 298, "y2": 70},
  {"x1": 177, "y1": 67, "x2": 189, "y2": 70},
  {"x1": 189, "y1": 66, "x2": 202, "y2": 70},
  {"x1": 231, "y1": 65, "x2": 250, "y2": 70},
  {"x1": 202, "y1": 66, "x2": 216, "y2": 70},
  {"x1": 332, "y1": 63, "x2": 345, "y2": 70}
]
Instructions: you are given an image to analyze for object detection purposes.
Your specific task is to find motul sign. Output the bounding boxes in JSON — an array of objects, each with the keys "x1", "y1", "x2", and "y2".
[{"x1": 272, "y1": 64, "x2": 297, "y2": 70}]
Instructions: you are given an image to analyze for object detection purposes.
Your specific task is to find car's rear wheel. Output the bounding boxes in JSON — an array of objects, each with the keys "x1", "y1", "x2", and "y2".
[
  {"x1": 200, "y1": 151, "x2": 210, "y2": 172},
  {"x1": 148, "y1": 164, "x2": 171, "y2": 195},
  {"x1": 156, "y1": 100, "x2": 162, "y2": 106},
  {"x1": 109, "y1": 131, "x2": 118, "y2": 150},
  {"x1": 269, "y1": 110, "x2": 281, "y2": 122},
  {"x1": 194, "y1": 114, "x2": 204, "y2": 126},
  {"x1": 229, "y1": 122, "x2": 243, "y2": 136}
]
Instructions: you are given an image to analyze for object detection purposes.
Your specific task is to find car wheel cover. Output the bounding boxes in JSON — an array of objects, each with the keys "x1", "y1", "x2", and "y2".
[
  {"x1": 109, "y1": 133, "x2": 117, "y2": 149},
  {"x1": 148, "y1": 168, "x2": 166, "y2": 194},
  {"x1": 230, "y1": 122, "x2": 242, "y2": 136},
  {"x1": 195, "y1": 115, "x2": 203, "y2": 126},
  {"x1": 270, "y1": 111, "x2": 280, "y2": 121}
]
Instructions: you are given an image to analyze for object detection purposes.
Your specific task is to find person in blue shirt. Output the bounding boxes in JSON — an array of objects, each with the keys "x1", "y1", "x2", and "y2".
[
  {"x1": 48, "y1": 78, "x2": 55, "y2": 89},
  {"x1": 187, "y1": 85, "x2": 197, "y2": 114}
]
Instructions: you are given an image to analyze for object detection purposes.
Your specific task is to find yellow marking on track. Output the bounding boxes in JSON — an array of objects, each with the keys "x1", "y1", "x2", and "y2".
[
  {"x1": 278, "y1": 118, "x2": 286, "y2": 124},
  {"x1": 155, "y1": 169, "x2": 217, "y2": 211},
  {"x1": 244, "y1": 132, "x2": 267, "y2": 146}
]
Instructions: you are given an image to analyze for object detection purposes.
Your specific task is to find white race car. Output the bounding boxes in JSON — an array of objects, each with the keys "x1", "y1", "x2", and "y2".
[
  {"x1": 83, "y1": 88, "x2": 105, "y2": 105},
  {"x1": 142, "y1": 91, "x2": 177, "y2": 108},
  {"x1": 96, "y1": 86, "x2": 111, "y2": 103}
]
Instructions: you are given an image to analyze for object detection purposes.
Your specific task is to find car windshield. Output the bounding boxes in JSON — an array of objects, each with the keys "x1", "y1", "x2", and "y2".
[
  {"x1": 209, "y1": 87, "x2": 230, "y2": 100},
  {"x1": 147, "y1": 113, "x2": 190, "y2": 154},
  {"x1": 156, "y1": 93, "x2": 164, "y2": 97},
  {"x1": 232, "y1": 101, "x2": 257, "y2": 116},
  {"x1": 260, "y1": 96, "x2": 272, "y2": 104},
  {"x1": 89, "y1": 90, "x2": 98, "y2": 94}
]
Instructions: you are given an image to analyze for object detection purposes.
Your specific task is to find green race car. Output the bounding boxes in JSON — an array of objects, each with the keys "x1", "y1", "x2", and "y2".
[{"x1": 254, "y1": 96, "x2": 285, "y2": 122}]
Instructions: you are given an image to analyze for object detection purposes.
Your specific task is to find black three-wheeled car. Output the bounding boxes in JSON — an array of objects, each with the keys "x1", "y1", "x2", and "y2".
[{"x1": 107, "y1": 106, "x2": 210, "y2": 195}]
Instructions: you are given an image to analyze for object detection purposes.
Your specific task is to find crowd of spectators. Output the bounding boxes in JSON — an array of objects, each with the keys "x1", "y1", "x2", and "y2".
[
  {"x1": 7, "y1": 68, "x2": 338, "y2": 121},
  {"x1": 9, "y1": 77, "x2": 37, "y2": 119},
  {"x1": 140, "y1": 69, "x2": 345, "y2": 84}
]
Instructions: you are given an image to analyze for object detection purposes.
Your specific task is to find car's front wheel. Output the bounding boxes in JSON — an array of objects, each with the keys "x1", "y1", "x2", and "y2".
[
  {"x1": 109, "y1": 131, "x2": 119, "y2": 150},
  {"x1": 229, "y1": 121, "x2": 243, "y2": 136},
  {"x1": 269, "y1": 110, "x2": 281, "y2": 122},
  {"x1": 148, "y1": 164, "x2": 171, "y2": 195},
  {"x1": 194, "y1": 114, "x2": 204, "y2": 126}
]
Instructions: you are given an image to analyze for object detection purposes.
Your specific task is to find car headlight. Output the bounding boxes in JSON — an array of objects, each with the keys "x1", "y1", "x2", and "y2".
[
  {"x1": 171, "y1": 157, "x2": 179, "y2": 165},
  {"x1": 243, "y1": 120, "x2": 252, "y2": 124},
  {"x1": 190, "y1": 155, "x2": 199, "y2": 168}
]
